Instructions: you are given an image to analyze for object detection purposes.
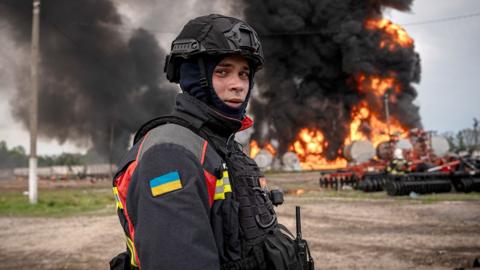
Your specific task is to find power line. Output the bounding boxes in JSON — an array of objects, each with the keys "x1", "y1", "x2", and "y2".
[
  {"x1": 24, "y1": 10, "x2": 480, "y2": 37},
  {"x1": 402, "y1": 11, "x2": 480, "y2": 26},
  {"x1": 2, "y1": 2, "x2": 479, "y2": 54},
  {"x1": 2, "y1": 0, "x2": 480, "y2": 34}
]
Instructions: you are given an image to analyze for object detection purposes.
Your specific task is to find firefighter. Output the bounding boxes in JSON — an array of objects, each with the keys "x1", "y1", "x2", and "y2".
[
  {"x1": 110, "y1": 14, "x2": 310, "y2": 270},
  {"x1": 386, "y1": 148, "x2": 410, "y2": 175}
]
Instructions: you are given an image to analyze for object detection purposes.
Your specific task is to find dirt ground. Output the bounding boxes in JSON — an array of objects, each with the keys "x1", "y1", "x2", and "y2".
[{"x1": 1, "y1": 173, "x2": 479, "y2": 270}]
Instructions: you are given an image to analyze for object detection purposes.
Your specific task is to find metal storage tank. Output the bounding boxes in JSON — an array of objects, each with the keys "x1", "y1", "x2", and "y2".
[
  {"x1": 254, "y1": 150, "x2": 273, "y2": 171},
  {"x1": 430, "y1": 135, "x2": 450, "y2": 158},
  {"x1": 343, "y1": 140, "x2": 375, "y2": 163},
  {"x1": 282, "y1": 152, "x2": 302, "y2": 171}
]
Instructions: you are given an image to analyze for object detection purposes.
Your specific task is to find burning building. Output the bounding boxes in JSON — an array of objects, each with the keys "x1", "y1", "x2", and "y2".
[{"x1": 243, "y1": 0, "x2": 422, "y2": 170}]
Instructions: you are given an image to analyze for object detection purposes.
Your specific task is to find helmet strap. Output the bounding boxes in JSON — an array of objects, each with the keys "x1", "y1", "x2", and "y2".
[{"x1": 197, "y1": 57, "x2": 210, "y2": 89}]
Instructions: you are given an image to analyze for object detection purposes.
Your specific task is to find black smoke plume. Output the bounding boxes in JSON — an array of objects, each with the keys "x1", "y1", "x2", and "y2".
[
  {"x1": 243, "y1": 0, "x2": 421, "y2": 159},
  {"x1": 0, "y1": 0, "x2": 177, "y2": 162}
]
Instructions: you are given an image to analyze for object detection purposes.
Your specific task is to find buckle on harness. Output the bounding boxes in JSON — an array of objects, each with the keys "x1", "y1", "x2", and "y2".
[
  {"x1": 200, "y1": 77, "x2": 209, "y2": 88},
  {"x1": 255, "y1": 213, "x2": 277, "y2": 229}
]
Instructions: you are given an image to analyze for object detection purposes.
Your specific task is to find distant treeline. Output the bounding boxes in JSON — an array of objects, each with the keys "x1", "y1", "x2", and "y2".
[
  {"x1": 442, "y1": 128, "x2": 479, "y2": 153},
  {"x1": 0, "y1": 141, "x2": 107, "y2": 169},
  {"x1": 1, "y1": 127, "x2": 478, "y2": 169}
]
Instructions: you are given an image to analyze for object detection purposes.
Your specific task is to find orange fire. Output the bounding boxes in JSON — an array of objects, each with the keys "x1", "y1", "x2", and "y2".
[
  {"x1": 365, "y1": 18, "x2": 413, "y2": 50},
  {"x1": 357, "y1": 74, "x2": 401, "y2": 97},
  {"x1": 289, "y1": 104, "x2": 408, "y2": 170},
  {"x1": 290, "y1": 128, "x2": 348, "y2": 170},
  {"x1": 289, "y1": 81, "x2": 408, "y2": 170},
  {"x1": 264, "y1": 143, "x2": 277, "y2": 156},
  {"x1": 346, "y1": 102, "x2": 408, "y2": 148},
  {"x1": 250, "y1": 140, "x2": 260, "y2": 158},
  {"x1": 250, "y1": 18, "x2": 413, "y2": 171},
  {"x1": 250, "y1": 140, "x2": 276, "y2": 158}
]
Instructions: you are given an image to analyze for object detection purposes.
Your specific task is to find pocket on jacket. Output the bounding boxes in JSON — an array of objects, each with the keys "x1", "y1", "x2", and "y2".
[{"x1": 263, "y1": 228, "x2": 301, "y2": 270}]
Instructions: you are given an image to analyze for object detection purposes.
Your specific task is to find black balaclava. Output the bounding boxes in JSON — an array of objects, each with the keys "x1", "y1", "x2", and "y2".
[{"x1": 179, "y1": 56, "x2": 253, "y2": 120}]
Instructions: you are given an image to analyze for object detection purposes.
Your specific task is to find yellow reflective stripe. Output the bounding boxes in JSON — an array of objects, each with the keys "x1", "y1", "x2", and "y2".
[
  {"x1": 126, "y1": 237, "x2": 138, "y2": 267},
  {"x1": 222, "y1": 175, "x2": 231, "y2": 194},
  {"x1": 213, "y1": 170, "x2": 232, "y2": 201},
  {"x1": 224, "y1": 184, "x2": 232, "y2": 193},
  {"x1": 112, "y1": 187, "x2": 124, "y2": 209},
  {"x1": 214, "y1": 177, "x2": 225, "y2": 200},
  {"x1": 214, "y1": 192, "x2": 225, "y2": 200}
]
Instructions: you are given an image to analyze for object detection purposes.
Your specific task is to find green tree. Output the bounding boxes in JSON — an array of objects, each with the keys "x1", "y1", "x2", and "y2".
[
  {"x1": 441, "y1": 132, "x2": 456, "y2": 152},
  {"x1": 0, "y1": 141, "x2": 28, "y2": 168},
  {"x1": 456, "y1": 132, "x2": 466, "y2": 152}
]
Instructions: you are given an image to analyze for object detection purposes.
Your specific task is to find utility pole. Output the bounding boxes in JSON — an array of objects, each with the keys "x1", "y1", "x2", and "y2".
[
  {"x1": 29, "y1": 0, "x2": 41, "y2": 204},
  {"x1": 109, "y1": 123, "x2": 114, "y2": 179},
  {"x1": 383, "y1": 89, "x2": 392, "y2": 140},
  {"x1": 474, "y1": 118, "x2": 479, "y2": 151}
]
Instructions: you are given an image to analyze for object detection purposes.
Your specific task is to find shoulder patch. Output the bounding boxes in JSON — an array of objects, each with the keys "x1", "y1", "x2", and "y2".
[{"x1": 149, "y1": 171, "x2": 183, "y2": 197}]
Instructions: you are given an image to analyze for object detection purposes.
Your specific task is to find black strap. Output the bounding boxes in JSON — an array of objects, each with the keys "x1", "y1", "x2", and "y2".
[
  {"x1": 277, "y1": 223, "x2": 295, "y2": 240},
  {"x1": 197, "y1": 57, "x2": 210, "y2": 89},
  {"x1": 109, "y1": 251, "x2": 137, "y2": 270}
]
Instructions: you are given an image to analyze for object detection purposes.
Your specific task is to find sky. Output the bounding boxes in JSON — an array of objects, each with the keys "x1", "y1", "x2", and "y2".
[
  {"x1": 385, "y1": 0, "x2": 480, "y2": 133},
  {"x1": 0, "y1": 0, "x2": 479, "y2": 155}
]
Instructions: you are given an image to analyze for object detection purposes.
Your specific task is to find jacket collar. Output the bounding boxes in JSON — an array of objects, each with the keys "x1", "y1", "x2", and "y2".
[{"x1": 173, "y1": 93, "x2": 253, "y2": 139}]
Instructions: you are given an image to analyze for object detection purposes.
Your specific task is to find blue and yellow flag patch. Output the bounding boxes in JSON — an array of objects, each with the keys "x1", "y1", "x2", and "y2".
[{"x1": 149, "y1": 171, "x2": 183, "y2": 197}]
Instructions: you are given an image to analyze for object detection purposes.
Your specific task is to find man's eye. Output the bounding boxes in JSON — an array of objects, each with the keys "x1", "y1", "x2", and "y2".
[
  {"x1": 239, "y1": 71, "x2": 250, "y2": 78},
  {"x1": 215, "y1": 69, "x2": 227, "y2": 76}
]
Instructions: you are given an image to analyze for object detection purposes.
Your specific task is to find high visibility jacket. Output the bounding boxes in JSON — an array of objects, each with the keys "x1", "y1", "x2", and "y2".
[{"x1": 386, "y1": 158, "x2": 410, "y2": 175}]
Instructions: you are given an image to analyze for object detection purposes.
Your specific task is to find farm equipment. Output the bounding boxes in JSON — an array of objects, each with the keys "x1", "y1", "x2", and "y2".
[{"x1": 319, "y1": 153, "x2": 480, "y2": 196}]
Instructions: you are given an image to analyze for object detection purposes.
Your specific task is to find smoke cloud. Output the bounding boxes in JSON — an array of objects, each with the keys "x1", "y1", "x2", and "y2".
[
  {"x1": 243, "y1": 0, "x2": 421, "y2": 159},
  {"x1": 0, "y1": 0, "x2": 421, "y2": 164},
  {"x1": 0, "y1": 0, "x2": 236, "y2": 161},
  {"x1": 0, "y1": 0, "x2": 180, "y2": 161}
]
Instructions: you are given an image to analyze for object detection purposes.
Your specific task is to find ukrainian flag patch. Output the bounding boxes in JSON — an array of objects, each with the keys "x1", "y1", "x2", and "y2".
[{"x1": 149, "y1": 171, "x2": 183, "y2": 197}]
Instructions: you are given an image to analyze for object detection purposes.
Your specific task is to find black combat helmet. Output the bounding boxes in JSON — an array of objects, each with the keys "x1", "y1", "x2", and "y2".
[{"x1": 164, "y1": 14, "x2": 264, "y2": 84}]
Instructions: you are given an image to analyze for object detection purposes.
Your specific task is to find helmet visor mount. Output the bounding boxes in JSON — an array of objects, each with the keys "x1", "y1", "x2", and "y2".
[{"x1": 225, "y1": 22, "x2": 261, "y2": 54}]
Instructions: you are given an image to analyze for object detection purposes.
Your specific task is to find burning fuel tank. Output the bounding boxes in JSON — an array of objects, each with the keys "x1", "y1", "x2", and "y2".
[
  {"x1": 376, "y1": 141, "x2": 393, "y2": 160},
  {"x1": 254, "y1": 150, "x2": 274, "y2": 171},
  {"x1": 282, "y1": 152, "x2": 302, "y2": 171},
  {"x1": 376, "y1": 135, "x2": 450, "y2": 161},
  {"x1": 343, "y1": 140, "x2": 375, "y2": 163}
]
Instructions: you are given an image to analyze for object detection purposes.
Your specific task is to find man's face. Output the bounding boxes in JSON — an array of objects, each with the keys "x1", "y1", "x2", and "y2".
[{"x1": 212, "y1": 55, "x2": 250, "y2": 109}]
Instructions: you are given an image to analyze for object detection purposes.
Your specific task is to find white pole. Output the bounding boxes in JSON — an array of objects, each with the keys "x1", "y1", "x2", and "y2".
[
  {"x1": 29, "y1": 0, "x2": 41, "y2": 204},
  {"x1": 383, "y1": 90, "x2": 391, "y2": 139}
]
